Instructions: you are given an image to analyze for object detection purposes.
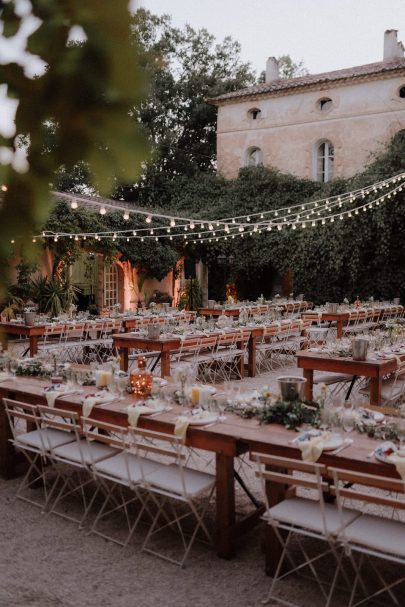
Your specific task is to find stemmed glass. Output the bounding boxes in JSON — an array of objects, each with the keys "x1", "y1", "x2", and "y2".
[{"x1": 116, "y1": 374, "x2": 129, "y2": 400}]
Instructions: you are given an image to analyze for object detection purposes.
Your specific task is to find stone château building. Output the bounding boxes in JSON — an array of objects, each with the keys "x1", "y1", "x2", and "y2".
[{"x1": 207, "y1": 30, "x2": 405, "y2": 182}]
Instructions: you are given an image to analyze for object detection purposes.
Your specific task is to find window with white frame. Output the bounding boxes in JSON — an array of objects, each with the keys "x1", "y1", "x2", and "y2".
[
  {"x1": 316, "y1": 141, "x2": 334, "y2": 182},
  {"x1": 104, "y1": 264, "x2": 118, "y2": 308},
  {"x1": 246, "y1": 147, "x2": 263, "y2": 167}
]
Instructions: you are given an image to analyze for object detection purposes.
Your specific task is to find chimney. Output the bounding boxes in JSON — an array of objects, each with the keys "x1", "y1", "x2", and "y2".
[
  {"x1": 265, "y1": 57, "x2": 280, "y2": 83},
  {"x1": 383, "y1": 29, "x2": 405, "y2": 61}
]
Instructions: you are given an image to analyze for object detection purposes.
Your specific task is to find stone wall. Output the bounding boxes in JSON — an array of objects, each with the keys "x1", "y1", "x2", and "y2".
[{"x1": 216, "y1": 75, "x2": 405, "y2": 179}]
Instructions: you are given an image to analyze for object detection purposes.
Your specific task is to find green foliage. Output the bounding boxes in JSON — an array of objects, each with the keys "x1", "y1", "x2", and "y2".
[
  {"x1": 114, "y1": 8, "x2": 256, "y2": 201},
  {"x1": 8, "y1": 261, "x2": 38, "y2": 302},
  {"x1": 227, "y1": 399, "x2": 320, "y2": 430},
  {"x1": 0, "y1": 0, "x2": 149, "y2": 289},
  {"x1": 31, "y1": 274, "x2": 79, "y2": 317},
  {"x1": 177, "y1": 279, "x2": 203, "y2": 310}
]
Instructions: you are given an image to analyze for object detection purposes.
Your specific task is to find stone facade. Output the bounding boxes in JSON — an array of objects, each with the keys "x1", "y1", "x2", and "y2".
[{"x1": 208, "y1": 31, "x2": 405, "y2": 181}]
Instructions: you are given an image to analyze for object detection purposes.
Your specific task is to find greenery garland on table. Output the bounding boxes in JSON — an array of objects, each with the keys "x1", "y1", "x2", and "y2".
[
  {"x1": 227, "y1": 398, "x2": 321, "y2": 430},
  {"x1": 14, "y1": 360, "x2": 52, "y2": 378}
]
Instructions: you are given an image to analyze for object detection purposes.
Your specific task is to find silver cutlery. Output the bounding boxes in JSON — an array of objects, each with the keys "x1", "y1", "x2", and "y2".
[{"x1": 330, "y1": 438, "x2": 353, "y2": 455}]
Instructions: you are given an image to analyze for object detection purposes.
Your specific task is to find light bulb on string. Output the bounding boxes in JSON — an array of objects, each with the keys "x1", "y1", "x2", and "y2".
[
  {"x1": 99, "y1": 207, "x2": 106, "y2": 215},
  {"x1": 145, "y1": 215, "x2": 152, "y2": 223},
  {"x1": 71, "y1": 200, "x2": 78, "y2": 209},
  {"x1": 190, "y1": 221, "x2": 195, "y2": 230},
  {"x1": 123, "y1": 211, "x2": 129, "y2": 220},
  {"x1": 170, "y1": 218, "x2": 176, "y2": 227}
]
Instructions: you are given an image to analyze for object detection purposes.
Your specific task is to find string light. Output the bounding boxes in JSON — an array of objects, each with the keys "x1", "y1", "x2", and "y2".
[
  {"x1": 70, "y1": 200, "x2": 78, "y2": 209},
  {"x1": 17, "y1": 172, "x2": 403, "y2": 246}
]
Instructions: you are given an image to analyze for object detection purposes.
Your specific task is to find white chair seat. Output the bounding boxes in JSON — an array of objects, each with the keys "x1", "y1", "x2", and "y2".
[
  {"x1": 52, "y1": 439, "x2": 119, "y2": 465},
  {"x1": 146, "y1": 463, "x2": 215, "y2": 497},
  {"x1": 94, "y1": 451, "x2": 162, "y2": 483},
  {"x1": 267, "y1": 496, "x2": 359, "y2": 535},
  {"x1": 16, "y1": 428, "x2": 75, "y2": 450},
  {"x1": 344, "y1": 514, "x2": 405, "y2": 558},
  {"x1": 314, "y1": 371, "x2": 353, "y2": 385}
]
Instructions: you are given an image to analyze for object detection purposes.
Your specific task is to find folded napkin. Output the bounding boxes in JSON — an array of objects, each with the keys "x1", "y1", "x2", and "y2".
[
  {"x1": 0, "y1": 371, "x2": 10, "y2": 383},
  {"x1": 174, "y1": 411, "x2": 213, "y2": 438},
  {"x1": 82, "y1": 392, "x2": 115, "y2": 417},
  {"x1": 174, "y1": 416, "x2": 190, "y2": 438},
  {"x1": 127, "y1": 404, "x2": 156, "y2": 427},
  {"x1": 387, "y1": 451, "x2": 405, "y2": 480},
  {"x1": 297, "y1": 432, "x2": 331, "y2": 463},
  {"x1": 45, "y1": 387, "x2": 76, "y2": 408}
]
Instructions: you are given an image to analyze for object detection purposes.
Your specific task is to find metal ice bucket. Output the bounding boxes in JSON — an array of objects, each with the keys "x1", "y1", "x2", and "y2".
[
  {"x1": 278, "y1": 376, "x2": 307, "y2": 401},
  {"x1": 393, "y1": 298, "x2": 400, "y2": 305},
  {"x1": 147, "y1": 324, "x2": 161, "y2": 339},
  {"x1": 351, "y1": 338, "x2": 369, "y2": 361},
  {"x1": 24, "y1": 312, "x2": 36, "y2": 326},
  {"x1": 327, "y1": 302, "x2": 339, "y2": 313}
]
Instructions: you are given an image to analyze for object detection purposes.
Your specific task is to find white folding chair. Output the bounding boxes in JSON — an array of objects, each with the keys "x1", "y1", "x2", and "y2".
[
  {"x1": 330, "y1": 466, "x2": 405, "y2": 607},
  {"x1": 132, "y1": 426, "x2": 216, "y2": 567},
  {"x1": 3, "y1": 398, "x2": 75, "y2": 508},
  {"x1": 83, "y1": 417, "x2": 159, "y2": 547},
  {"x1": 252, "y1": 452, "x2": 360, "y2": 606},
  {"x1": 37, "y1": 405, "x2": 117, "y2": 525}
]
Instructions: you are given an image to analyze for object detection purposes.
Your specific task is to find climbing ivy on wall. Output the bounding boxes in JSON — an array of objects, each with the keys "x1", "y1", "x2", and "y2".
[{"x1": 43, "y1": 131, "x2": 405, "y2": 301}]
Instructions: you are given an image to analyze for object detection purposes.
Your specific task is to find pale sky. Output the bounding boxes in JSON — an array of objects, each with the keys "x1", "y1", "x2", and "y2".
[{"x1": 137, "y1": 0, "x2": 405, "y2": 75}]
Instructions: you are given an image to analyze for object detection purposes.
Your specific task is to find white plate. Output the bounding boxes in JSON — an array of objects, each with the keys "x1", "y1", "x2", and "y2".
[
  {"x1": 294, "y1": 431, "x2": 344, "y2": 451},
  {"x1": 360, "y1": 409, "x2": 384, "y2": 423},
  {"x1": 187, "y1": 413, "x2": 219, "y2": 425},
  {"x1": 374, "y1": 441, "x2": 398, "y2": 464},
  {"x1": 128, "y1": 403, "x2": 166, "y2": 415}
]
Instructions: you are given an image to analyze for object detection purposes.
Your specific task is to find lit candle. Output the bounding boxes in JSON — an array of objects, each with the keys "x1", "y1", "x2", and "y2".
[{"x1": 191, "y1": 386, "x2": 200, "y2": 407}]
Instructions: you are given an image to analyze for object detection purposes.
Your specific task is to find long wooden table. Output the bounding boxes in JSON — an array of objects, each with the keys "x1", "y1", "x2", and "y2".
[
  {"x1": 0, "y1": 322, "x2": 48, "y2": 357},
  {"x1": 0, "y1": 375, "x2": 402, "y2": 574},
  {"x1": 114, "y1": 334, "x2": 182, "y2": 377},
  {"x1": 114, "y1": 327, "x2": 272, "y2": 379},
  {"x1": 296, "y1": 349, "x2": 399, "y2": 406}
]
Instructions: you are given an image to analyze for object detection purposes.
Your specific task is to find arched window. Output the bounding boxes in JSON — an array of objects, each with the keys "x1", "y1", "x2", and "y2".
[
  {"x1": 399, "y1": 86, "x2": 405, "y2": 98},
  {"x1": 248, "y1": 108, "x2": 261, "y2": 120},
  {"x1": 246, "y1": 147, "x2": 263, "y2": 167},
  {"x1": 317, "y1": 97, "x2": 333, "y2": 111},
  {"x1": 316, "y1": 141, "x2": 334, "y2": 182},
  {"x1": 104, "y1": 264, "x2": 118, "y2": 308}
]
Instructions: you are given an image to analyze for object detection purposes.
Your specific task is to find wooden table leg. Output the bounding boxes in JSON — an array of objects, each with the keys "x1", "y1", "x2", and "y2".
[
  {"x1": 336, "y1": 320, "x2": 343, "y2": 339},
  {"x1": 0, "y1": 398, "x2": 16, "y2": 479},
  {"x1": 369, "y1": 376, "x2": 382, "y2": 407},
  {"x1": 30, "y1": 335, "x2": 39, "y2": 356},
  {"x1": 160, "y1": 351, "x2": 171, "y2": 378},
  {"x1": 303, "y1": 369, "x2": 313, "y2": 401},
  {"x1": 247, "y1": 335, "x2": 256, "y2": 377},
  {"x1": 119, "y1": 347, "x2": 129, "y2": 372},
  {"x1": 215, "y1": 452, "x2": 236, "y2": 559}
]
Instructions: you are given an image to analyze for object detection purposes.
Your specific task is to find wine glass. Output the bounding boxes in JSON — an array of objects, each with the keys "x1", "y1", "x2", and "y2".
[{"x1": 341, "y1": 403, "x2": 356, "y2": 433}]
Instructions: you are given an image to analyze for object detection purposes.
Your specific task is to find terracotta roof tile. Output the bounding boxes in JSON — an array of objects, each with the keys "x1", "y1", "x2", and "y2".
[{"x1": 206, "y1": 58, "x2": 405, "y2": 105}]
